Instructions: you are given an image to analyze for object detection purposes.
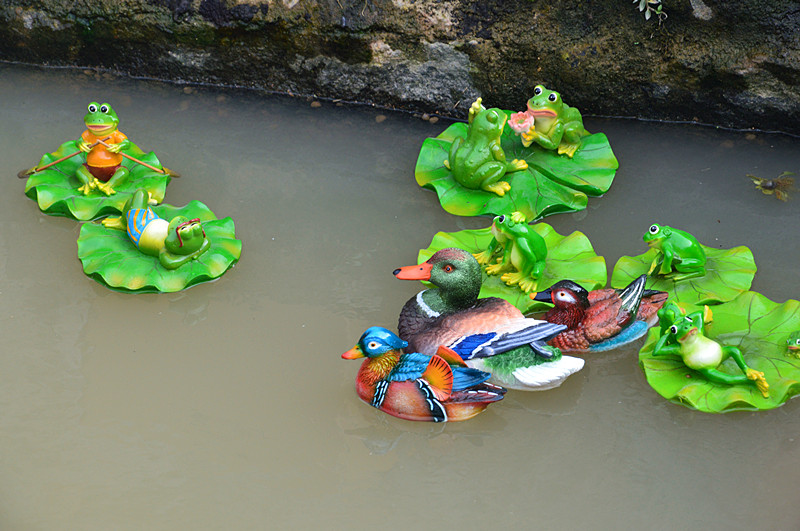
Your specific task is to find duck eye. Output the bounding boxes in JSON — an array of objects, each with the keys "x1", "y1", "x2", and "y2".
[
  {"x1": 87, "y1": 104, "x2": 97, "y2": 113},
  {"x1": 443, "y1": 264, "x2": 454, "y2": 273},
  {"x1": 534, "y1": 86, "x2": 543, "y2": 95},
  {"x1": 548, "y1": 93, "x2": 558, "y2": 102},
  {"x1": 367, "y1": 341, "x2": 379, "y2": 350},
  {"x1": 669, "y1": 325, "x2": 678, "y2": 334},
  {"x1": 649, "y1": 225, "x2": 659, "y2": 234},
  {"x1": 100, "y1": 104, "x2": 109, "y2": 113}
]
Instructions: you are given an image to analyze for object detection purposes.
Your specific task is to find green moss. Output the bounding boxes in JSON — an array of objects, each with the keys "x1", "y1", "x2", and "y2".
[{"x1": 483, "y1": 346, "x2": 563, "y2": 377}]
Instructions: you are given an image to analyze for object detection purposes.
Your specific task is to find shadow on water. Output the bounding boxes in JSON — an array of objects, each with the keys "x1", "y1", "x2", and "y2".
[{"x1": 1, "y1": 64, "x2": 800, "y2": 529}]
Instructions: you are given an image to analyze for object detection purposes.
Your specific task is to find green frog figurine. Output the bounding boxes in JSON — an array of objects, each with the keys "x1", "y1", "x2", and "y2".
[
  {"x1": 516, "y1": 85, "x2": 589, "y2": 158},
  {"x1": 787, "y1": 331, "x2": 800, "y2": 359},
  {"x1": 102, "y1": 188, "x2": 211, "y2": 270},
  {"x1": 653, "y1": 302, "x2": 769, "y2": 398},
  {"x1": 443, "y1": 98, "x2": 528, "y2": 197},
  {"x1": 473, "y1": 212, "x2": 547, "y2": 293},
  {"x1": 643, "y1": 224, "x2": 707, "y2": 281}
]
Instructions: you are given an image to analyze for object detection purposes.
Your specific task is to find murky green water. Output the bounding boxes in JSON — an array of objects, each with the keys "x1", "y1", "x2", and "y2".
[{"x1": 2, "y1": 64, "x2": 799, "y2": 529}]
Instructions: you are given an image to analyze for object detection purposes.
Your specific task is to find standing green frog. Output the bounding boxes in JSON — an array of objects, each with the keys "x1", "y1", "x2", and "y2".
[
  {"x1": 520, "y1": 85, "x2": 589, "y2": 158},
  {"x1": 443, "y1": 98, "x2": 528, "y2": 197},
  {"x1": 653, "y1": 302, "x2": 769, "y2": 398},
  {"x1": 473, "y1": 212, "x2": 547, "y2": 293},
  {"x1": 643, "y1": 224, "x2": 707, "y2": 281}
]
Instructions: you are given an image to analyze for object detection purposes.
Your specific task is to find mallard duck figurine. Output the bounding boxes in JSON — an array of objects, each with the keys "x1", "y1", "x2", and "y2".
[
  {"x1": 530, "y1": 275, "x2": 668, "y2": 352},
  {"x1": 342, "y1": 327, "x2": 507, "y2": 422},
  {"x1": 393, "y1": 248, "x2": 584, "y2": 391}
]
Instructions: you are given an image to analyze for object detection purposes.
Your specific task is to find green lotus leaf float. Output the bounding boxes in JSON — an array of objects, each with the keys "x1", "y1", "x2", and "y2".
[
  {"x1": 418, "y1": 218, "x2": 607, "y2": 313},
  {"x1": 414, "y1": 104, "x2": 618, "y2": 220},
  {"x1": 23, "y1": 140, "x2": 171, "y2": 220},
  {"x1": 77, "y1": 198, "x2": 241, "y2": 293},
  {"x1": 639, "y1": 293, "x2": 800, "y2": 413},
  {"x1": 611, "y1": 244, "x2": 756, "y2": 306}
]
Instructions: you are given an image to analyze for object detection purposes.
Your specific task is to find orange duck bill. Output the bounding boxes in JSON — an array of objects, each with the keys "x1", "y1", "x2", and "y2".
[
  {"x1": 393, "y1": 261, "x2": 433, "y2": 281},
  {"x1": 341, "y1": 345, "x2": 365, "y2": 359}
]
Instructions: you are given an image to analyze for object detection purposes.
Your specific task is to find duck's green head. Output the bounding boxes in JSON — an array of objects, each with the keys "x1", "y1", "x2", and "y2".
[
  {"x1": 83, "y1": 102, "x2": 119, "y2": 136},
  {"x1": 393, "y1": 248, "x2": 482, "y2": 307},
  {"x1": 342, "y1": 326, "x2": 408, "y2": 359}
]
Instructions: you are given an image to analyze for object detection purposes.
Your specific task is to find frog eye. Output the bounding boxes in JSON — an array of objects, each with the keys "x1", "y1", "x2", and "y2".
[
  {"x1": 669, "y1": 325, "x2": 678, "y2": 335},
  {"x1": 100, "y1": 104, "x2": 110, "y2": 113},
  {"x1": 795, "y1": 339, "x2": 800, "y2": 345},
  {"x1": 496, "y1": 215, "x2": 505, "y2": 223},
  {"x1": 87, "y1": 103, "x2": 98, "y2": 113},
  {"x1": 548, "y1": 93, "x2": 558, "y2": 102},
  {"x1": 533, "y1": 86, "x2": 544, "y2": 95},
  {"x1": 649, "y1": 224, "x2": 660, "y2": 234}
]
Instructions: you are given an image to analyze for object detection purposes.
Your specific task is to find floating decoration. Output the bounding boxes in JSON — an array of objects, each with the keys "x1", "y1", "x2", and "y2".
[
  {"x1": 530, "y1": 275, "x2": 668, "y2": 352},
  {"x1": 639, "y1": 294, "x2": 800, "y2": 413},
  {"x1": 77, "y1": 194, "x2": 241, "y2": 293},
  {"x1": 418, "y1": 216, "x2": 606, "y2": 313},
  {"x1": 393, "y1": 248, "x2": 584, "y2": 391},
  {"x1": 747, "y1": 171, "x2": 794, "y2": 202},
  {"x1": 611, "y1": 224, "x2": 756, "y2": 306},
  {"x1": 415, "y1": 94, "x2": 618, "y2": 220},
  {"x1": 509, "y1": 85, "x2": 589, "y2": 158},
  {"x1": 341, "y1": 326, "x2": 506, "y2": 422},
  {"x1": 20, "y1": 102, "x2": 175, "y2": 220}
]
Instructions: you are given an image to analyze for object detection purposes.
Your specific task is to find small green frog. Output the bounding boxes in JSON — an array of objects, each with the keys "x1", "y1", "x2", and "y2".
[
  {"x1": 473, "y1": 212, "x2": 547, "y2": 293},
  {"x1": 787, "y1": 331, "x2": 800, "y2": 359},
  {"x1": 643, "y1": 224, "x2": 707, "y2": 281},
  {"x1": 520, "y1": 85, "x2": 589, "y2": 158},
  {"x1": 653, "y1": 302, "x2": 769, "y2": 398},
  {"x1": 443, "y1": 98, "x2": 528, "y2": 197}
]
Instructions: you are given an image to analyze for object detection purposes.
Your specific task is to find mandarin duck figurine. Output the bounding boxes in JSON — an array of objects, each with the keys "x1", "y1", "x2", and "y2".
[
  {"x1": 393, "y1": 248, "x2": 584, "y2": 391},
  {"x1": 530, "y1": 275, "x2": 668, "y2": 352},
  {"x1": 342, "y1": 327, "x2": 506, "y2": 422}
]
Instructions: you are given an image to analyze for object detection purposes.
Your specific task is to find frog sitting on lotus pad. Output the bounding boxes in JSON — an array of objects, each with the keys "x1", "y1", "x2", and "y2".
[
  {"x1": 78, "y1": 190, "x2": 242, "y2": 293},
  {"x1": 610, "y1": 223, "x2": 756, "y2": 306},
  {"x1": 509, "y1": 85, "x2": 589, "y2": 158}
]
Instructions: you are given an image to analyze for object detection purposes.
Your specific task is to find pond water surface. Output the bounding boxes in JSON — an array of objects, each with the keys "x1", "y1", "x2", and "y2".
[{"x1": 1, "y1": 64, "x2": 800, "y2": 529}]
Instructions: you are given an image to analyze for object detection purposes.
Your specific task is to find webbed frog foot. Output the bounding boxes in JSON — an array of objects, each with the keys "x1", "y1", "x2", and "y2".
[
  {"x1": 78, "y1": 180, "x2": 96, "y2": 196},
  {"x1": 485, "y1": 262, "x2": 510, "y2": 276},
  {"x1": 443, "y1": 159, "x2": 451, "y2": 170},
  {"x1": 484, "y1": 180, "x2": 511, "y2": 197},
  {"x1": 521, "y1": 130, "x2": 536, "y2": 148},
  {"x1": 745, "y1": 368, "x2": 769, "y2": 398},
  {"x1": 557, "y1": 142, "x2": 581, "y2": 158},
  {"x1": 101, "y1": 216, "x2": 126, "y2": 230},
  {"x1": 473, "y1": 249, "x2": 495, "y2": 266},
  {"x1": 95, "y1": 180, "x2": 116, "y2": 196},
  {"x1": 508, "y1": 159, "x2": 528, "y2": 171}
]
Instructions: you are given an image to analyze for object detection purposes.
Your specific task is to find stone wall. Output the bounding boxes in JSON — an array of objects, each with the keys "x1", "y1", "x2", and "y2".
[{"x1": 2, "y1": 0, "x2": 798, "y2": 133}]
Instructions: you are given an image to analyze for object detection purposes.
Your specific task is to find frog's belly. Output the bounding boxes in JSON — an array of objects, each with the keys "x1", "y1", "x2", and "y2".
[
  {"x1": 682, "y1": 337, "x2": 724, "y2": 370},
  {"x1": 510, "y1": 245, "x2": 524, "y2": 271},
  {"x1": 137, "y1": 218, "x2": 169, "y2": 255}
]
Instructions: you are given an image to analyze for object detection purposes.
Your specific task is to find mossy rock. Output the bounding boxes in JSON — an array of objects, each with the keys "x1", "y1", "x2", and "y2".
[
  {"x1": 77, "y1": 201, "x2": 242, "y2": 293},
  {"x1": 24, "y1": 140, "x2": 170, "y2": 220}
]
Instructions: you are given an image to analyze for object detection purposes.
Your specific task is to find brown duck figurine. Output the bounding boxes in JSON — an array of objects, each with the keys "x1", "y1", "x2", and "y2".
[
  {"x1": 393, "y1": 248, "x2": 584, "y2": 391},
  {"x1": 530, "y1": 275, "x2": 668, "y2": 352}
]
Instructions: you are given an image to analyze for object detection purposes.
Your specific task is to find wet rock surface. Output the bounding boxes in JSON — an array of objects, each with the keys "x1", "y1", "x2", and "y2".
[{"x1": 1, "y1": 0, "x2": 798, "y2": 133}]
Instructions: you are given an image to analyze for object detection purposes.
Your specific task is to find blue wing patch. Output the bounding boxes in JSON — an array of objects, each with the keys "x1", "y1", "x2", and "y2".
[{"x1": 389, "y1": 352, "x2": 431, "y2": 381}]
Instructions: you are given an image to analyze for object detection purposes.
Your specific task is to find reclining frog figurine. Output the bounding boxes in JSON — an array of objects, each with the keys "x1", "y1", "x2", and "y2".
[
  {"x1": 473, "y1": 212, "x2": 547, "y2": 293},
  {"x1": 443, "y1": 98, "x2": 528, "y2": 197},
  {"x1": 643, "y1": 223, "x2": 707, "y2": 281},
  {"x1": 102, "y1": 188, "x2": 210, "y2": 270},
  {"x1": 653, "y1": 302, "x2": 769, "y2": 398}
]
